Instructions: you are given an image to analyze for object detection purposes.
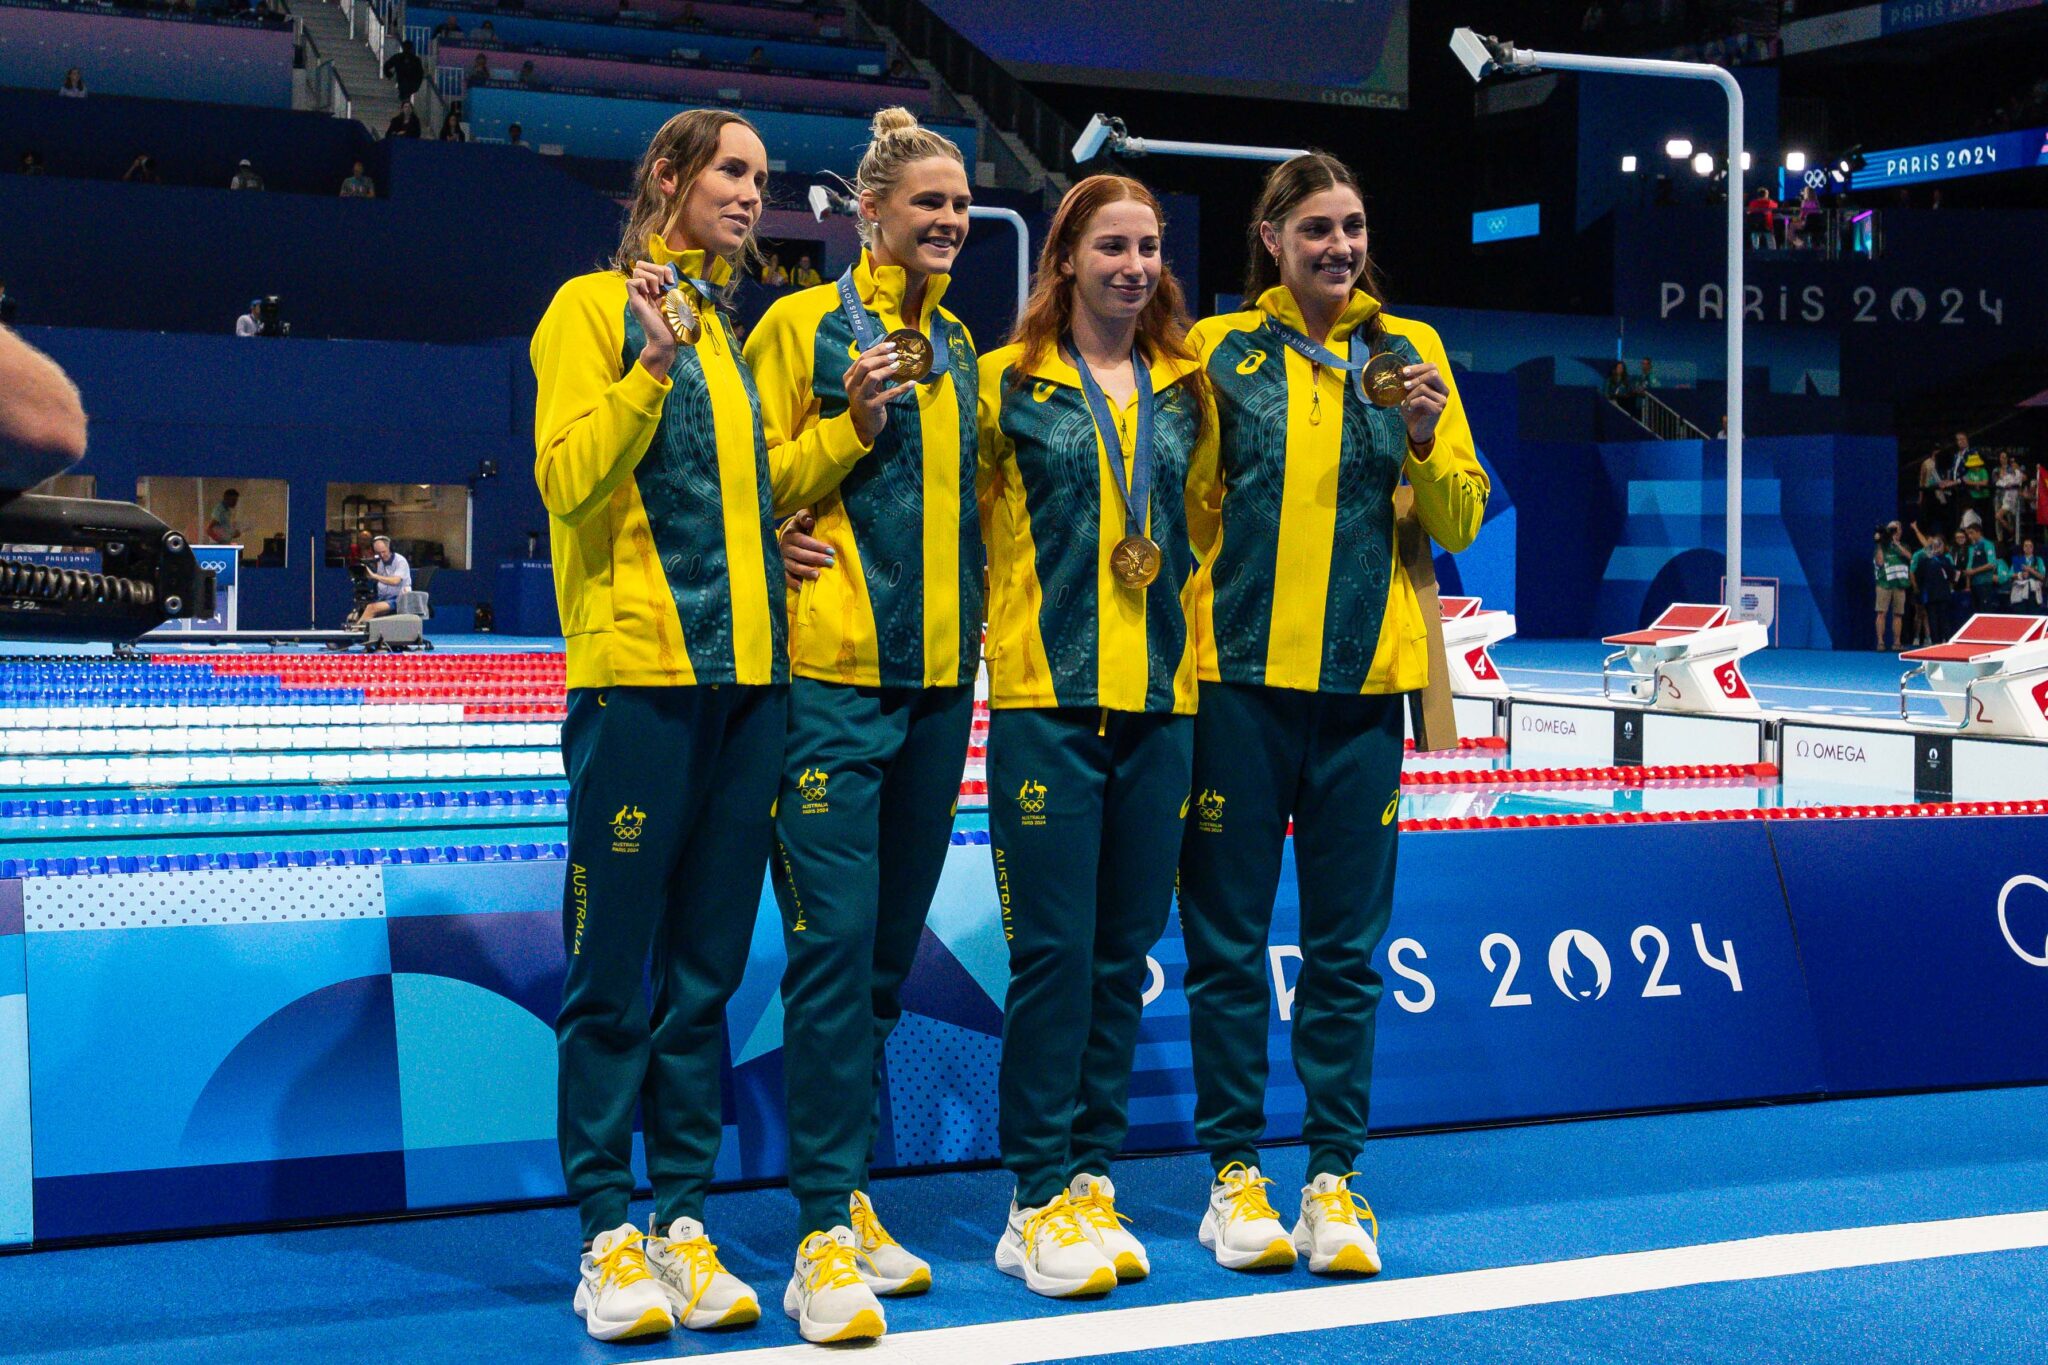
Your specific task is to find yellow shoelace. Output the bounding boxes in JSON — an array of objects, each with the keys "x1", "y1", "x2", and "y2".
[
  {"x1": 1214, "y1": 1162, "x2": 1283, "y2": 1226},
  {"x1": 593, "y1": 1232, "x2": 656, "y2": 1292},
  {"x1": 1070, "y1": 1182, "x2": 1132, "y2": 1235},
  {"x1": 798, "y1": 1232, "x2": 872, "y2": 1293},
  {"x1": 850, "y1": 1193, "x2": 900, "y2": 1251},
  {"x1": 650, "y1": 1231, "x2": 726, "y2": 1320},
  {"x1": 1020, "y1": 1194, "x2": 1091, "y2": 1253},
  {"x1": 1309, "y1": 1173, "x2": 1380, "y2": 1242}
]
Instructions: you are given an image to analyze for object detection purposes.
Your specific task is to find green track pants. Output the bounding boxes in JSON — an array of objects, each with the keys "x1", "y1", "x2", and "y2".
[
  {"x1": 772, "y1": 677, "x2": 975, "y2": 1239},
  {"x1": 555, "y1": 683, "x2": 786, "y2": 1244},
  {"x1": 1177, "y1": 682, "x2": 1403, "y2": 1183},
  {"x1": 989, "y1": 706, "x2": 1193, "y2": 1208}
]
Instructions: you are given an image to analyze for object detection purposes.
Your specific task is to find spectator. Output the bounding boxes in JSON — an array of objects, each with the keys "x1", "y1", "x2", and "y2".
[
  {"x1": 469, "y1": 52, "x2": 491, "y2": 84},
  {"x1": 1994, "y1": 450, "x2": 2024, "y2": 545},
  {"x1": 59, "y1": 68, "x2": 87, "y2": 99},
  {"x1": 2013, "y1": 537, "x2": 2046, "y2": 612},
  {"x1": 476, "y1": 18, "x2": 495, "y2": 39},
  {"x1": 745, "y1": 44, "x2": 768, "y2": 67},
  {"x1": 386, "y1": 99, "x2": 423, "y2": 139},
  {"x1": 1874, "y1": 522, "x2": 1909, "y2": 650},
  {"x1": 439, "y1": 102, "x2": 468, "y2": 142},
  {"x1": 1604, "y1": 359, "x2": 1630, "y2": 402},
  {"x1": 349, "y1": 535, "x2": 412, "y2": 625},
  {"x1": 234, "y1": 299, "x2": 261, "y2": 337},
  {"x1": 518, "y1": 58, "x2": 537, "y2": 86},
  {"x1": 759, "y1": 253, "x2": 788, "y2": 287},
  {"x1": 20, "y1": 151, "x2": 47, "y2": 176},
  {"x1": 229, "y1": 158, "x2": 265, "y2": 190},
  {"x1": 1913, "y1": 532, "x2": 1957, "y2": 642},
  {"x1": 1959, "y1": 523, "x2": 2001, "y2": 611},
  {"x1": 384, "y1": 39, "x2": 426, "y2": 104},
  {"x1": 1630, "y1": 356, "x2": 1655, "y2": 421},
  {"x1": 1784, "y1": 186, "x2": 1821, "y2": 248},
  {"x1": 0, "y1": 281, "x2": 17, "y2": 326},
  {"x1": 340, "y1": 159, "x2": 376, "y2": 197},
  {"x1": 506, "y1": 122, "x2": 528, "y2": 148},
  {"x1": 1915, "y1": 446, "x2": 1949, "y2": 538},
  {"x1": 206, "y1": 488, "x2": 242, "y2": 544},
  {"x1": 433, "y1": 15, "x2": 462, "y2": 38},
  {"x1": 1744, "y1": 185, "x2": 1777, "y2": 247},
  {"x1": 1960, "y1": 439, "x2": 1991, "y2": 532},
  {"x1": 121, "y1": 154, "x2": 161, "y2": 184},
  {"x1": 792, "y1": 254, "x2": 822, "y2": 287}
]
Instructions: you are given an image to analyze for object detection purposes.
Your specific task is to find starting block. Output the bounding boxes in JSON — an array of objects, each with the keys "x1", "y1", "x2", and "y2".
[
  {"x1": 1439, "y1": 596, "x2": 1516, "y2": 699},
  {"x1": 1600, "y1": 602, "x2": 1766, "y2": 715},
  {"x1": 1899, "y1": 613, "x2": 2048, "y2": 737}
]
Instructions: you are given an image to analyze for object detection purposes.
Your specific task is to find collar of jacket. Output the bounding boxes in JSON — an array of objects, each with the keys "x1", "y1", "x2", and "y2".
[
  {"x1": 1014, "y1": 340, "x2": 1200, "y2": 396},
  {"x1": 853, "y1": 247, "x2": 950, "y2": 327},
  {"x1": 644, "y1": 235, "x2": 735, "y2": 289},
  {"x1": 1256, "y1": 284, "x2": 1381, "y2": 347}
]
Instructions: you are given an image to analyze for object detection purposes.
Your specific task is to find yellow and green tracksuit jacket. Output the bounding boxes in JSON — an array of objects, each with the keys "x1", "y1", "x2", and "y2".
[
  {"x1": 1187, "y1": 286, "x2": 1490, "y2": 695},
  {"x1": 743, "y1": 248, "x2": 982, "y2": 690},
  {"x1": 530, "y1": 238, "x2": 784, "y2": 689},
  {"x1": 976, "y1": 342, "x2": 1218, "y2": 714}
]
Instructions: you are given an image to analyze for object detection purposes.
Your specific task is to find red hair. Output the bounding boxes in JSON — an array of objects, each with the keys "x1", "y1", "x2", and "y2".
[{"x1": 1006, "y1": 175, "x2": 1204, "y2": 420}]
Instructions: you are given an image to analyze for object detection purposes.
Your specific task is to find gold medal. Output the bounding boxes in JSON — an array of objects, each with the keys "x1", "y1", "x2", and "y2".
[
  {"x1": 1363, "y1": 351, "x2": 1407, "y2": 407},
  {"x1": 1110, "y1": 534, "x2": 1163, "y2": 590},
  {"x1": 883, "y1": 328, "x2": 933, "y2": 382},
  {"x1": 659, "y1": 289, "x2": 700, "y2": 344}
]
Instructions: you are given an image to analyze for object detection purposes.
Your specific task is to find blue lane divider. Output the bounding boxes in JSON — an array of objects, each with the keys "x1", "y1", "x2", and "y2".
[
  {"x1": 0, "y1": 841, "x2": 571, "y2": 879},
  {"x1": 0, "y1": 787, "x2": 570, "y2": 820}
]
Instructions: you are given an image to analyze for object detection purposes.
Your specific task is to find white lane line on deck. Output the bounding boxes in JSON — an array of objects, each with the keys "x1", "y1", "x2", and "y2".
[{"x1": 674, "y1": 1209, "x2": 2048, "y2": 1364}]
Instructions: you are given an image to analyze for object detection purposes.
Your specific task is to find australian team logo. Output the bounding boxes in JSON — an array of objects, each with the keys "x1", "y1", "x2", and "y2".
[
  {"x1": 1018, "y1": 779, "x2": 1048, "y2": 827},
  {"x1": 610, "y1": 804, "x2": 646, "y2": 854},
  {"x1": 1194, "y1": 787, "x2": 1226, "y2": 834},
  {"x1": 797, "y1": 766, "x2": 830, "y2": 815}
]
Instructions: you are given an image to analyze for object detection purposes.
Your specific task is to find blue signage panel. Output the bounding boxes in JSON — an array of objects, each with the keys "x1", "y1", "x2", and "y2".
[
  {"x1": 1882, "y1": 0, "x2": 2042, "y2": 33},
  {"x1": 1850, "y1": 125, "x2": 2048, "y2": 190},
  {"x1": 1770, "y1": 816, "x2": 2048, "y2": 1094},
  {"x1": 1473, "y1": 203, "x2": 1542, "y2": 244}
]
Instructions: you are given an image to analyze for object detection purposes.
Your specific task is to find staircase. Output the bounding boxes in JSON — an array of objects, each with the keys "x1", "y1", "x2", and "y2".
[
  {"x1": 290, "y1": 0, "x2": 403, "y2": 135},
  {"x1": 1609, "y1": 392, "x2": 1710, "y2": 441}
]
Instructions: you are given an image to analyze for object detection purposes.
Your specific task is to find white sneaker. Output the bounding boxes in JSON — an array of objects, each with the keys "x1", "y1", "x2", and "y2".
[
  {"x1": 849, "y1": 1190, "x2": 933, "y2": 1296},
  {"x1": 783, "y1": 1227, "x2": 887, "y2": 1344},
  {"x1": 1291, "y1": 1172, "x2": 1383, "y2": 1276},
  {"x1": 994, "y1": 1193, "x2": 1119, "y2": 1299},
  {"x1": 1197, "y1": 1162, "x2": 1298, "y2": 1271},
  {"x1": 1068, "y1": 1173, "x2": 1149, "y2": 1281},
  {"x1": 572, "y1": 1223, "x2": 676, "y2": 1342},
  {"x1": 645, "y1": 1216, "x2": 761, "y2": 1330}
]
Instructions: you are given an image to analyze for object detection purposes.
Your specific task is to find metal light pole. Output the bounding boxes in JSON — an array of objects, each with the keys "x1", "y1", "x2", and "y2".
[
  {"x1": 1451, "y1": 30, "x2": 1746, "y2": 610},
  {"x1": 1071, "y1": 114, "x2": 1307, "y2": 166}
]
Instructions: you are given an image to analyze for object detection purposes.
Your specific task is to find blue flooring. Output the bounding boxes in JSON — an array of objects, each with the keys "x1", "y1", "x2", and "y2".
[{"x1": 1, "y1": 1086, "x2": 2043, "y2": 1363}]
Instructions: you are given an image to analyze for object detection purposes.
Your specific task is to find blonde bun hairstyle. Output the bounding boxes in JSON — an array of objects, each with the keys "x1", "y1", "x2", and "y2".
[{"x1": 852, "y1": 105, "x2": 964, "y2": 247}]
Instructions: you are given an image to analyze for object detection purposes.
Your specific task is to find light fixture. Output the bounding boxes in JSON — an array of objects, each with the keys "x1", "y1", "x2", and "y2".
[
  {"x1": 1784, "y1": 150, "x2": 1807, "y2": 172},
  {"x1": 1740, "y1": 151, "x2": 1752, "y2": 170},
  {"x1": 1621, "y1": 154, "x2": 1638, "y2": 173},
  {"x1": 1692, "y1": 151, "x2": 1715, "y2": 176},
  {"x1": 1830, "y1": 167, "x2": 1846, "y2": 184},
  {"x1": 1666, "y1": 138, "x2": 1693, "y2": 159}
]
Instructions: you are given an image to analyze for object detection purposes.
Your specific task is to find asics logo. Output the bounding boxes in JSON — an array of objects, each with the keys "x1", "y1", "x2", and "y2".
[
  {"x1": 1235, "y1": 350, "x2": 1268, "y2": 376},
  {"x1": 1033, "y1": 380, "x2": 1057, "y2": 403}
]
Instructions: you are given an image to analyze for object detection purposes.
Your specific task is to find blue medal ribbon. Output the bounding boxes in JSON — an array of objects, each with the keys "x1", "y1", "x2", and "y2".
[
  {"x1": 1263, "y1": 317, "x2": 1372, "y2": 403},
  {"x1": 1066, "y1": 337, "x2": 1155, "y2": 543},
  {"x1": 835, "y1": 268, "x2": 949, "y2": 393},
  {"x1": 663, "y1": 265, "x2": 721, "y2": 307}
]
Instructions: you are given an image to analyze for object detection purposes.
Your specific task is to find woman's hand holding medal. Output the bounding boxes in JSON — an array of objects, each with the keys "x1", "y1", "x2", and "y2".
[
  {"x1": 627, "y1": 261, "x2": 677, "y2": 378},
  {"x1": 843, "y1": 337, "x2": 918, "y2": 446},
  {"x1": 1399, "y1": 360, "x2": 1449, "y2": 449}
]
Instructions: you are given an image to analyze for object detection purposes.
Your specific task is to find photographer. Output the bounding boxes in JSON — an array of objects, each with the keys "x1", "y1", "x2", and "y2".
[
  {"x1": 347, "y1": 535, "x2": 410, "y2": 626},
  {"x1": 1874, "y1": 522, "x2": 1909, "y2": 651},
  {"x1": 254, "y1": 296, "x2": 290, "y2": 338}
]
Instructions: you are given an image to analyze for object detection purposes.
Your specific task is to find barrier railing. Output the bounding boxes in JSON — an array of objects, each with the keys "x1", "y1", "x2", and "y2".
[{"x1": 1610, "y1": 391, "x2": 1708, "y2": 441}]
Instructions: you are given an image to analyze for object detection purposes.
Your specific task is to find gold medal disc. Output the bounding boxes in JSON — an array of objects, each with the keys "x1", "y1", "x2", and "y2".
[
  {"x1": 884, "y1": 328, "x2": 934, "y2": 382},
  {"x1": 659, "y1": 290, "x2": 700, "y2": 344},
  {"x1": 1363, "y1": 351, "x2": 1407, "y2": 407},
  {"x1": 1110, "y1": 534, "x2": 1163, "y2": 590}
]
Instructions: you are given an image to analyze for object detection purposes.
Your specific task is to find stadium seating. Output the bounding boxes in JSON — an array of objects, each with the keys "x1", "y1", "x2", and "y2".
[
  {"x1": 409, "y1": 5, "x2": 878, "y2": 70},
  {"x1": 0, "y1": 0, "x2": 294, "y2": 107},
  {"x1": 443, "y1": 43, "x2": 929, "y2": 115}
]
